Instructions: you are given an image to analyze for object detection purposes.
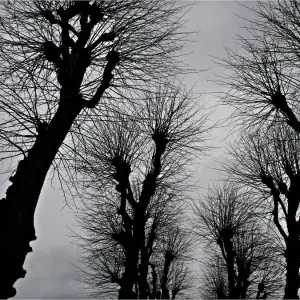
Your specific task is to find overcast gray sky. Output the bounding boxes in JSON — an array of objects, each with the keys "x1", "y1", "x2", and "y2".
[{"x1": 0, "y1": 1, "x2": 256, "y2": 298}]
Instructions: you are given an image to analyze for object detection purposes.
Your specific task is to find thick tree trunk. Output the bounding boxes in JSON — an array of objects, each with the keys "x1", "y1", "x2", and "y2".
[
  {"x1": 118, "y1": 283, "x2": 137, "y2": 299},
  {"x1": 240, "y1": 280, "x2": 250, "y2": 299},
  {"x1": 150, "y1": 264, "x2": 157, "y2": 299},
  {"x1": 224, "y1": 239, "x2": 237, "y2": 299},
  {"x1": 284, "y1": 178, "x2": 300, "y2": 300},
  {"x1": 160, "y1": 252, "x2": 173, "y2": 300},
  {"x1": 139, "y1": 222, "x2": 155, "y2": 299},
  {"x1": 138, "y1": 259, "x2": 150, "y2": 299},
  {"x1": 0, "y1": 100, "x2": 82, "y2": 299},
  {"x1": 236, "y1": 263, "x2": 250, "y2": 299},
  {"x1": 118, "y1": 262, "x2": 138, "y2": 299},
  {"x1": 118, "y1": 239, "x2": 139, "y2": 300},
  {"x1": 284, "y1": 234, "x2": 300, "y2": 299},
  {"x1": 118, "y1": 209, "x2": 150, "y2": 299},
  {"x1": 119, "y1": 213, "x2": 147, "y2": 299}
]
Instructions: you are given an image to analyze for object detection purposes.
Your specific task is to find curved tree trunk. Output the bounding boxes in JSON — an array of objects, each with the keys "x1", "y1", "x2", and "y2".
[{"x1": 0, "y1": 100, "x2": 82, "y2": 299}]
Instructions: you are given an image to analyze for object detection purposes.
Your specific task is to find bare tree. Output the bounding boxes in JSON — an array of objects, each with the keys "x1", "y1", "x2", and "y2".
[
  {"x1": 71, "y1": 84, "x2": 207, "y2": 298},
  {"x1": 194, "y1": 185, "x2": 252, "y2": 298},
  {"x1": 225, "y1": 123, "x2": 300, "y2": 299},
  {"x1": 200, "y1": 254, "x2": 229, "y2": 299},
  {"x1": 0, "y1": 0, "x2": 193, "y2": 297},
  {"x1": 193, "y1": 184, "x2": 284, "y2": 299},
  {"x1": 214, "y1": 2, "x2": 300, "y2": 296},
  {"x1": 150, "y1": 226, "x2": 195, "y2": 300},
  {"x1": 213, "y1": 1, "x2": 300, "y2": 297},
  {"x1": 216, "y1": 0, "x2": 300, "y2": 132},
  {"x1": 74, "y1": 191, "x2": 193, "y2": 299}
]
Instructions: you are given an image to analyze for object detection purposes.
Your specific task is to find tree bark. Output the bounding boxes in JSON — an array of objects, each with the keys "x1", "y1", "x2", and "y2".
[
  {"x1": 161, "y1": 253, "x2": 172, "y2": 299},
  {"x1": 284, "y1": 233, "x2": 300, "y2": 299},
  {"x1": 0, "y1": 99, "x2": 82, "y2": 299},
  {"x1": 284, "y1": 177, "x2": 300, "y2": 299},
  {"x1": 138, "y1": 251, "x2": 150, "y2": 299},
  {"x1": 223, "y1": 238, "x2": 237, "y2": 299},
  {"x1": 139, "y1": 220, "x2": 156, "y2": 299},
  {"x1": 118, "y1": 247, "x2": 138, "y2": 299}
]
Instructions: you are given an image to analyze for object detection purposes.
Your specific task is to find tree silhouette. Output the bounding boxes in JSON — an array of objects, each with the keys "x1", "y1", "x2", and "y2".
[
  {"x1": 194, "y1": 184, "x2": 284, "y2": 299},
  {"x1": 226, "y1": 124, "x2": 300, "y2": 298},
  {"x1": 71, "y1": 84, "x2": 207, "y2": 298},
  {"x1": 200, "y1": 255, "x2": 229, "y2": 299},
  {"x1": 215, "y1": 1, "x2": 300, "y2": 296},
  {"x1": 0, "y1": 1, "x2": 191, "y2": 297},
  {"x1": 217, "y1": 0, "x2": 300, "y2": 132},
  {"x1": 149, "y1": 226, "x2": 194, "y2": 300}
]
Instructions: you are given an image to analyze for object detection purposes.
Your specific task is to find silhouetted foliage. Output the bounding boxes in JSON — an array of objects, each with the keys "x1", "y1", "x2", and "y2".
[
  {"x1": 0, "y1": 1, "x2": 191, "y2": 297},
  {"x1": 71, "y1": 84, "x2": 207, "y2": 299},
  {"x1": 193, "y1": 184, "x2": 284, "y2": 299}
]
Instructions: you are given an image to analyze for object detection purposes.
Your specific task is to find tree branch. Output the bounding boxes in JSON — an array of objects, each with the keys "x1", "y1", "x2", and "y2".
[{"x1": 82, "y1": 50, "x2": 120, "y2": 109}]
